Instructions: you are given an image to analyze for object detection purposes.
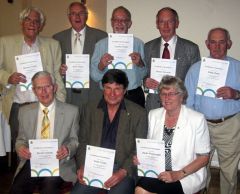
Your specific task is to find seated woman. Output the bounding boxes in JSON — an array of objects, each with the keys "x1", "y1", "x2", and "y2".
[{"x1": 134, "y1": 75, "x2": 210, "y2": 194}]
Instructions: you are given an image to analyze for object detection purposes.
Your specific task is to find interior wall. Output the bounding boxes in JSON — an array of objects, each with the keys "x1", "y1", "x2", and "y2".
[{"x1": 106, "y1": 0, "x2": 240, "y2": 60}]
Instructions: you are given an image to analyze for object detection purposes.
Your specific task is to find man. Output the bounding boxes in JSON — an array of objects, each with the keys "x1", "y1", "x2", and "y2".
[
  {"x1": 144, "y1": 7, "x2": 200, "y2": 112},
  {"x1": 0, "y1": 7, "x2": 66, "y2": 164},
  {"x1": 91, "y1": 6, "x2": 147, "y2": 108},
  {"x1": 71, "y1": 69, "x2": 147, "y2": 194},
  {"x1": 185, "y1": 28, "x2": 240, "y2": 194},
  {"x1": 53, "y1": 2, "x2": 107, "y2": 107},
  {"x1": 9, "y1": 71, "x2": 79, "y2": 194}
]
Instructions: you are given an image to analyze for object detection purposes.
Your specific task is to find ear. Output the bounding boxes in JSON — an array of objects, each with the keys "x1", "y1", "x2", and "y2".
[
  {"x1": 175, "y1": 20, "x2": 179, "y2": 29},
  {"x1": 53, "y1": 84, "x2": 58, "y2": 93},
  {"x1": 205, "y1": 40, "x2": 210, "y2": 49},
  {"x1": 227, "y1": 40, "x2": 232, "y2": 49},
  {"x1": 127, "y1": 20, "x2": 132, "y2": 29}
]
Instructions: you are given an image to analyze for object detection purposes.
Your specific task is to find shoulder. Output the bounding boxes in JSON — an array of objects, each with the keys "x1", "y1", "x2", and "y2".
[
  {"x1": 53, "y1": 28, "x2": 71, "y2": 39},
  {"x1": 86, "y1": 26, "x2": 107, "y2": 36},
  {"x1": 19, "y1": 102, "x2": 38, "y2": 114},
  {"x1": 182, "y1": 105, "x2": 205, "y2": 120},
  {"x1": 133, "y1": 36, "x2": 144, "y2": 45},
  {"x1": 39, "y1": 36, "x2": 59, "y2": 44},
  {"x1": 124, "y1": 99, "x2": 146, "y2": 115},
  {"x1": 0, "y1": 34, "x2": 22, "y2": 43},
  {"x1": 57, "y1": 101, "x2": 79, "y2": 112},
  {"x1": 177, "y1": 36, "x2": 199, "y2": 48},
  {"x1": 149, "y1": 107, "x2": 164, "y2": 119},
  {"x1": 145, "y1": 37, "x2": 160, "y2": 47},
  {"x1": 226, "y1": 56, "x2": 240, "y2": 64}
]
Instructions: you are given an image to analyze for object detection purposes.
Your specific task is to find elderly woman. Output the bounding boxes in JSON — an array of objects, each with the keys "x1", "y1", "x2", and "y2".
[{"x1": 135, "y1": 75, "x2": 210, "y2": 194}]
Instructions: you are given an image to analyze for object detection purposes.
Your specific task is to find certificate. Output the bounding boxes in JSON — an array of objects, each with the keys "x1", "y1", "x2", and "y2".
[
  {"x1": 65, "y1": 54, "x2": 90, "y2": 88},
  {"x1": 136, "y1": 138, "x2": 165, "y2": 178},
  {"x1": 83, "y1": 145, "x2": 115, "y2": 189},
  {"x1": 149, "y1": 58, "x2": 176, "y2": 93},
  {"x1": 197, "y1": 57, "x2": 229, "y2": 98},
  {"x1": 29, "y1": 139, "x2": 59, "y2": 177},
  {"x1": 108, "y1": 33, "x2": 133, "y2": 69},
  {"x1": 15, "y1": 52, "x2": 43, "y2": 91}
]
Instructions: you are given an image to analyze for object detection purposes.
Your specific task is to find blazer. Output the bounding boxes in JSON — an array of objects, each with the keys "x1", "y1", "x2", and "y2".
[
  {"x1": 15, "y1": 100, "x2": 79, "y2": 182},
  {"x1": 144, "y1": 36, "x2": 201, "y2": 112},
  {"x1": 76, "y1": 99, "x2": 148, "y2": 176},
  {"x1": 0, "y1": 34, "x2": 66, "y2": 120}
]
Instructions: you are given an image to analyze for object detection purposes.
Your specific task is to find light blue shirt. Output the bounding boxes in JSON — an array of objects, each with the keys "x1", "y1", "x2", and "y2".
[
  {"x1": 90, "y1": 36, "x2": 147, "y2": 90},
  {"x1": 185, "y1": 56, "x2": 240, "y2": 120}
]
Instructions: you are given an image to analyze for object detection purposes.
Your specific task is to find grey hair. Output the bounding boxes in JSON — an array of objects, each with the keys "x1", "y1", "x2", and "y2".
[
  {"x1": 19, "y1": 6, "x2": 45, "y2": 25},
  {"x1": 67, "y1": 1, "x2": 88, "y2": 15},
  {"x1": 32, "y1": 71, "x2": 55, "y2": 86},
  {"x1": 156, "y1": 7, "x2": 179, "y2": 22},
  {"x1": 158, "y1": 75, "x2": 188, "y2": 104},
  {"x1": 111, "y1": 6, "x2": 131, "y2": 21}
]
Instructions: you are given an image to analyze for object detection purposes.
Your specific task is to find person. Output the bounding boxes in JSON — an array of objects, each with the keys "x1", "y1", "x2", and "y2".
[
  {"x1": 90, "y1": 6, "x2": 147, "y2": 108},
  {"x1": 9, "y1": 71, "x2": 79, "y2": 194},
  {"x1": 134, "y1": 75, "x2": 210, "y2": 194},
  {"x1": 53, "y1": 2, "x2": 107, "y2": 107},
  {"x1": 0, "y1": 6, "x2": 66, "y2": 166},
  {"x1": 71, "y1": 69, "x2": 147, "y2": 194},
  {"x1": 185, "y1": 27, "x2": 240, "y2": 194},
  {"x1": 144, "y1": 7, "x2": 200, "y2": 112}
]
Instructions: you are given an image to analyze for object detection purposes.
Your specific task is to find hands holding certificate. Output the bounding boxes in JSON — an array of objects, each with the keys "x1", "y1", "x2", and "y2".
[
  {"x1": 216, "y1": 86, "x2": 238, "y2": 99},
  {"x1": 8, "y1": 72, "x2": 27, "y2": 85},
  {"x1": 144, "y1": 78, "x2": 159, "y2": 90}
]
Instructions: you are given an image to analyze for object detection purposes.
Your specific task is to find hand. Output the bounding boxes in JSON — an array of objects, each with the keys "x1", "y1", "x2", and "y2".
[
  {"x1": 77, "y1": 166, "x2": 86, "y2": 185},
  {"x1": 59, "y1": 64, "x2": 67, "y2": 76},
  {"x1": 56, "y1": 145, "x2": 69, "y2": 160},
  {"x1": 104, "y1": 169, "x2": 127, "y2": 189},
  {"x1": 216, "y1": 86, "x2": 236, "y2": 99},
  {"x1": 17, "y1": 146, "x2": 31, "y2": 160},
  {"x1": 98, "y1": 53, "x2": 114, "y2": 71},
  {"x1": 145, "y1": 78, "x2": 159, "y2": 90},
  {"x1": 129, "y1": 52, "x2": 144, "y2": 67},
  {"x1": 158, "y1": 171, "x2": 182, "y2": 183},
  {"x1": 133, "y1": 155, "x2": 140, "y2": 166},
  {"x1": 8, "y1": 72, "x2": 26, "y2": 85}
]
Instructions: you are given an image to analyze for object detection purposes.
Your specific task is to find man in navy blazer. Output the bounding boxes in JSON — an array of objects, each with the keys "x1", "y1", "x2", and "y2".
[{"x1": 144, "y1": 7, "x2": 200, "y2": 112}]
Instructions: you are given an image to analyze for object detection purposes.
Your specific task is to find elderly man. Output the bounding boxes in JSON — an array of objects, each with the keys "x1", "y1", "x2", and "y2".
[
  {"x1": 0, "y1": 6, "x2": 66, "y2": 167},
  {"x1": 144, "y1": 7, "x2": 200, "y2": 112},
  {"x1": 53, "y1": 2, "x2": 107, "y2": 107},
  {"x1": 185, "y1": 28, "x2": 240, "y2": 194},
  {"x1": 71, "y1": 69, "x2": 147, "y2": 194},
  {"x1": 9, "y1": 71, "x2": 79, "y2": 194},
  {"x1": 91, "y1": 6, "x2": 147, "y2": 108}
]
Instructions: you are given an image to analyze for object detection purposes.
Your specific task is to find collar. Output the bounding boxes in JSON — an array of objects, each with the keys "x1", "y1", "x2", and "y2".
[
  {"x1": 72, "y1": 26, "x2": 86, "y2": 37},
  {"x1": 162, "y1": 35, "x2": 177, "y2": 46},
  {"x1": 39, "y1": 99, "x2": 56, "y2": 112}
]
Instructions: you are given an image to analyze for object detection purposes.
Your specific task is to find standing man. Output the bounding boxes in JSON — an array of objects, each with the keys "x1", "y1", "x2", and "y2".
[
  {"x1": 91, "y1": 6, "x2": 147, "y2": 108},
  {"x1": 0, "y1": 6, "x2": 65, "y2": 167},
  {"x1": 53, "y1": 2, "x2": 107, "y2": 107},
  {"x1": 71, "y1": 69, "x2": 147, "y2": 194},
  {"x1": 10, "y1": 71, "x2": 79, "y2": 194},
  {"x1": 144, "y1": 7, "x2": 200, "y2": 112},
  {"x1": 185, "y1": 27, "x2": 240, "y2": 194}
]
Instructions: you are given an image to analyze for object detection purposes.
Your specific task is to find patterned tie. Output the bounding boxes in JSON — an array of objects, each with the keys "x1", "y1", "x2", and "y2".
[
  {"x1": 162, "y1": 43, "x2": 170, "y2": 59},
  {"x1": 41, "y1": 108, "x2": 50, "y2": 139},
  {"x1": 74, "y1": 32, "x2": 82, "y2": 54}
]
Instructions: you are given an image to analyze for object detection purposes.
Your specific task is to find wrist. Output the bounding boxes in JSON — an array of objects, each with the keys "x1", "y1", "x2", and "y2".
[
  {"x1": 234, "y1": 90, "x2": 240, "y2": 100},
  {"x1": 181, "y1": 169, "x2": 188, "y2": 178}
]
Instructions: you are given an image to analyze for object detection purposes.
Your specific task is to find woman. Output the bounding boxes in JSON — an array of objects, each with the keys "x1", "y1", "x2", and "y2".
[{"x1": 135, "y1": 75, "x2": 210, "y2": 194}]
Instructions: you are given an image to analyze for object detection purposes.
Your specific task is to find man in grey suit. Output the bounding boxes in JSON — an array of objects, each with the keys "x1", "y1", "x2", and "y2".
[
  {"x1": 10, "y1": 71, "x2": 79, "y2": 194},
  {"x1": 144, "y1": 7, "x2": 200, "y2": 112},
  {"x1": 71, "y1": 69, "x2": 147, "y2": 194},
  {"x1": 53, "y1": 2, "x2": 107, "y2": 108}
]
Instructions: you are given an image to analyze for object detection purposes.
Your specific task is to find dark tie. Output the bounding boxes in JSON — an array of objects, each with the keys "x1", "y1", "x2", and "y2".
[{"x1": 162, "y1": 43, "x2": 170, "y2": 59}]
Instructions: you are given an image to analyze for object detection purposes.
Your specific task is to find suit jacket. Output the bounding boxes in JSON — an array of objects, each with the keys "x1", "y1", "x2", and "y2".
[
  {"x1": 144, "y1": 36, "x2": 201, "y2": 112},
  {"x1": 0, "y1": 34, "x2": 66, "y2": 120},
  {"x1": 53, "y1": 26, "x2": 108, "y2": 106},
  {"x1": 15, "y1": 100, "x2": 80, "y2": 182},
  {"x1": 76, "y1": 99, "x2": 148, "y2": 176}
]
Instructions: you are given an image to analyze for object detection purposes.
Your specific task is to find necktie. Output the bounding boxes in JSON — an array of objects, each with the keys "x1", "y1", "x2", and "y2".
[
  {"x1": 74, "y1": 32, "x2": 82, "y2": 54},
  {"x1": 162, "y1": 43, "x2": 170, "y2": 59},
  {"x1": 41, "y1": 108, "x2": 50, "y2": 139}
]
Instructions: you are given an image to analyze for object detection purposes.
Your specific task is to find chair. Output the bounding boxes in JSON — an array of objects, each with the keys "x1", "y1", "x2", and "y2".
[{"x1": 33, "y1": 181, "x2": 73, "y2": 194}]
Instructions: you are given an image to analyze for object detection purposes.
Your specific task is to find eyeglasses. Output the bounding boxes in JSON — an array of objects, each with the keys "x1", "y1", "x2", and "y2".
[
  {"x1": 69, "y1": 12, "x2": 88, "y2": 17},
  {"x1": 157, "y1": 19, "x2": 176, "y2": 26},
  {"x1": 34, "y1": 85, "x2": 53, "y2": 92},
  {"x1": 160, "y1": 92, "x2": 180, "y2": 97},
  {"x1": 111, "y1": 18, "x2": 129, "y2": 24},
  {"x1": 23, "y1": 17, "x2": 41, "y2": 25}
]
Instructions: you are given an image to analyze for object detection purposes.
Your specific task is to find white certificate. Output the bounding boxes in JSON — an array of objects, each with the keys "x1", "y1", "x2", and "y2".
[
  {"x1": 65, "y1": 54, "x2": 90, "y2": 88},
  {"x1": 83, "y1": 145, "x2": 115, "y2": 190},
  {"x1": 136, "y1": 138, "x2": 165, "y2": 178},
  {"x1": 149, "y1": 58, "x2": 176, "y2": 93},
  {"x1": 108, "y1": 33, "x2": 133, "y2": 69},
  {"x1": 29, "y1": 139, "x2": 59, "y2": 177},
  {"x1": 15, "y1": 52, "x2": 43, "y2": 91},
  {"x1": 197, "y1": 57, "x2": 229, "y2": 98}
]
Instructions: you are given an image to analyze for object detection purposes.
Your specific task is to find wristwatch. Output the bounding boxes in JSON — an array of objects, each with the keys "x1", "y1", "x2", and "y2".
[{"x1": 235, "y1": 90, "x2": 240, "y2": 100}]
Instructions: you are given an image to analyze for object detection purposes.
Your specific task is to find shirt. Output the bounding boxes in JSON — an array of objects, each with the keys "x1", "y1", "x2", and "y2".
[
  {"x1": 71, "y1": 27, "x2": 86, "y2": 54},
  {"x1": 160, "y1": 35, "x2": 177, "y2": 59}
]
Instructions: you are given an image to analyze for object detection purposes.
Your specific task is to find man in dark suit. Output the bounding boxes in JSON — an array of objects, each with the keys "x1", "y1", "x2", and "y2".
[
  {"x1": 9, "y1": 71, "x2": 79, "y2": 194},
  {"x1": 144, "y1": 7, "x2": 201, "y2": 112},
  {"x1": 71, "y1": 69, "x2": 147, "y2": 194},
  {"x1": 53, "y1": 2, "x2": 107, "y2": 108}
]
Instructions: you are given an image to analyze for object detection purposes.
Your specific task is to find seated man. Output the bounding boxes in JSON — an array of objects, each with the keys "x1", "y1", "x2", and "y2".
[
  {"x1": 71, "y1": 69, "x2": 147, "y2": 194},
  {"x1": 10, "y1": 71, "x2": 79, "y2": 194}
]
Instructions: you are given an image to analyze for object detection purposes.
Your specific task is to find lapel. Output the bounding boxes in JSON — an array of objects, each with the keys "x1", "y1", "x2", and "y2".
[
  {"x1": 53, "y1": 100, "x2": 64, "y2": 138},
  {"x1": 28, "y1": 103, "x2": 40, "y2": 139},
  {"x1": 174, "y1": 36, "x2": 183, "y2": 61},
  {"x1": 93, "y1": 107, "x2": 105, "y2": 145},
  {"x1": 38, "y1": 36, "x2": 47, "y2": 69},
  {"x1": 65, "y1": 28, "x2": 72, "y2": 54},
  {"x1": 83, "y1": 25, "x2": 91, "y2": 54},
  {"x1": 13, "y1": 35, "x2": 24, "y2": 72},
  {"x1": 152, "y1": 37, "x2": 161, "y2": 58}
]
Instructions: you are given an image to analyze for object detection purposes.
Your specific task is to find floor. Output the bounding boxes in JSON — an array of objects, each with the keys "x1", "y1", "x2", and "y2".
[{"x1": 0, "y1": 155, "x2": 239, "y2": 194}]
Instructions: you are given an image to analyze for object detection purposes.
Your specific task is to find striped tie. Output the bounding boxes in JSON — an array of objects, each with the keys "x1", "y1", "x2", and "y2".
[{"x1": 41, "y1": 108, "x2": 50, "y2": 139}]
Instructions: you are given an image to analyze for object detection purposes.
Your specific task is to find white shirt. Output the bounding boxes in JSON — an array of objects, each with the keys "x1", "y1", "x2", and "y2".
[
  {"x1": 160, "y1": 35, "x2": 177, "y2": 59},
  {"x1": 71, "y1": 27, "x2": 86, "y2": 54}
]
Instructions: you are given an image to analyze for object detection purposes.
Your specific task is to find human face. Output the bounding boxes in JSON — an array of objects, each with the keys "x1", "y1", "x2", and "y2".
[
  {"x1": 32, "y1": 75, "x2": 57, "y2": 107},
  {"x1": 156, "y1": 10, "x2": 179, "y2": 42},
  {"x1": 103, "y1": 82, "x2": 126, "y2": 107},
  {"x1": 206, "y1": 29, "x2": 229, "y2": 60},
  {"x1": 111, "y1": 9, "x2": 132, "y2": 34},
  {"x1": 68, "y1": 3, "x2": 88, "y2": 32},
  {"x1": 21, "y1": 10, "x2": 42, "y2": 42},
  {"x1": 159, "y1": 87, "x2": 183, "y2": 113}
]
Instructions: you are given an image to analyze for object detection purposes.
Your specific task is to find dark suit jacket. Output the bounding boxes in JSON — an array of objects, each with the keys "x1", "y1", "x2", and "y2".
[
  {"x1": 15, "y1": 100, "x2": 80, "y2": 182},
  {"x1": 76, "y1": 99, "x2": 147, "y2": 176},
  {"x1": 53, "y1": 26, "x2": 107, "y2": 106},
  {"x1": 144, "y1": 36, "x2": 201, "y2": 112}
]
